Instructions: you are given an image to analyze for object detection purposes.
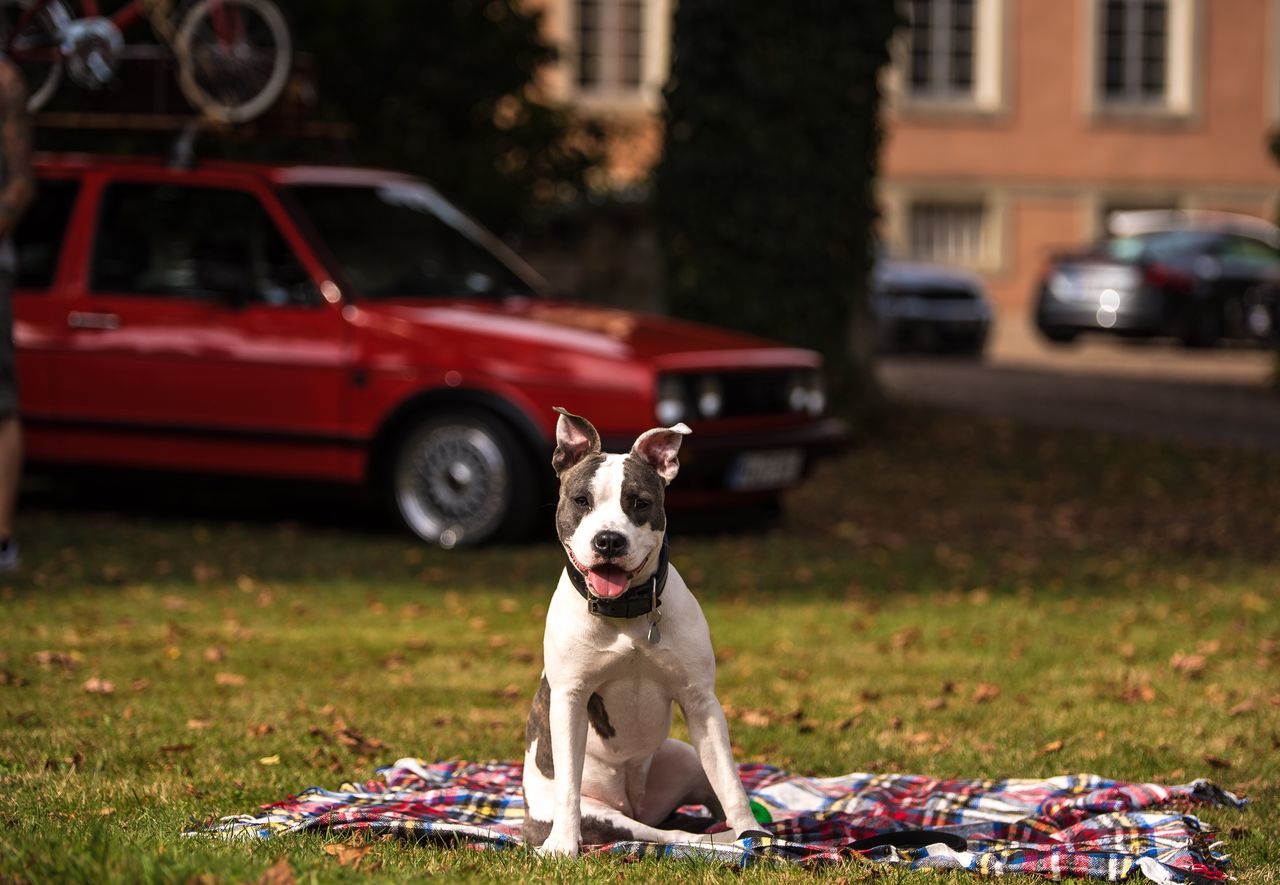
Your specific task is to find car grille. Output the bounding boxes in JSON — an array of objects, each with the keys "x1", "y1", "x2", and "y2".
[
  {"x1": 886, "y1": 285, "x2": 978, "y2": 302},
  {"x1": 720, "y1": 370, "x2": 793, "y2": 416},
  {"x1": 664, "y1": 370, "x2": 797, "y2": 418}
]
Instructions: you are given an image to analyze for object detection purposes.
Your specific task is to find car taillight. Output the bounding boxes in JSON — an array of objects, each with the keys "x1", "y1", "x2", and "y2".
[{"x1": 1143, "y1": 262, "x2": 1193, "y2": 293}]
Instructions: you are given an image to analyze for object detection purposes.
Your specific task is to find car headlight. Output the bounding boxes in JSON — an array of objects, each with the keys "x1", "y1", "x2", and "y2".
[
  {"x1": 656, "y1": 376, "x2": 687, "y2": 425},
  {"x1": 697, "y1": 376, "x2": 723, "y2": 419},
  {"x1": 788, "y1": 371, "x2": 826, "y2": 416},
  {"x1": 1048, "y1": 271, "x2": 1072, "y2": 298}
]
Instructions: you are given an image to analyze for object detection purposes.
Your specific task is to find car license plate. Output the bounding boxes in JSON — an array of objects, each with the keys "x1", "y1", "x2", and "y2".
[{"x1": 727, "y1": 449, "x2": 805, "y2": 492}]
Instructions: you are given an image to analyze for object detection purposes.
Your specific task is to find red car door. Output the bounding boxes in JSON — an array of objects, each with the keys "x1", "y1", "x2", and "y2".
[
  {"x1": 50, "y1": 172, "x2": 357, "y2": 480},
  {"x1": 12, "y1": 174, "x2": 84, "y2": 423}
]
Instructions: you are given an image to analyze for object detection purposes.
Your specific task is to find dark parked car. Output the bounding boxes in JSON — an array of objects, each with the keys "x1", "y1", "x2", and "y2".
[
  {"x1": 871, "y1": 257, "x2": 993, "y2": 356},
  {"x1": 13, "y1": 154, "x2": 846, "y2": 547},
  {"x1": 1035, "y1": 211, "x2": 1280, "y2": 347}
]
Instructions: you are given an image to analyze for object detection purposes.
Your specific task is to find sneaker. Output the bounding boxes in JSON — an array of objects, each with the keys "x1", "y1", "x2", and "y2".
[{"x1": 0, "y1": 538, "x2": 17, "y2": 573}]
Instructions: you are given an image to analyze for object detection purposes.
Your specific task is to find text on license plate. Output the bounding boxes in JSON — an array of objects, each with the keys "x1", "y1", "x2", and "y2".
[{"x1": 726, "y1": 449, "x2": 805, "y2": 492}]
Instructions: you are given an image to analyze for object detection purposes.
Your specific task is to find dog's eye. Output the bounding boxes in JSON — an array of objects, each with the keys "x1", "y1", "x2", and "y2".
[
  {"x1": 632, "y1": 497, "x2": 650, "y2": 511},
  {"x1": 572, "y1": 495, "x2": 589, "y2": 508}
]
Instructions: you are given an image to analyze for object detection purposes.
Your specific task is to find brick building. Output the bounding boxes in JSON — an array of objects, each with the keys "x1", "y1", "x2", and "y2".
[{"x1": 532, "y1": 0, "x2": 1280, "y2": 313}]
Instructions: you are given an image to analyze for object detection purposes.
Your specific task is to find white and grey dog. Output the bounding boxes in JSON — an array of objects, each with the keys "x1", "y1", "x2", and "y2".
[{"x1": 522, "y1": 407, "x2": 760, "y2": 857}]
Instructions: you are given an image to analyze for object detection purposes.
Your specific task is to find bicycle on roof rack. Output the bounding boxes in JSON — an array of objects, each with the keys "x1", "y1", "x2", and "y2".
[{"x1": 0, "y1": 0, "x2": 291, "y2": 123}]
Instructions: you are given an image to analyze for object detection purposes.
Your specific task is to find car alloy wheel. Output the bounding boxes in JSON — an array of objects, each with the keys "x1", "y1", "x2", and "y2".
[{"x1": 392, "y1": 414, "x2": 522, "y2": 548}]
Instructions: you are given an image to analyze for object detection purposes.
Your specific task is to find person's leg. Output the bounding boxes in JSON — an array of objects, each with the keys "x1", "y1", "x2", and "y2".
[
  {"x1": 0, "y1": 413, "x2": 19, "y2": 541},
  {"x1": 0, "y1": 271, "x2": 18, "y2": 567}
]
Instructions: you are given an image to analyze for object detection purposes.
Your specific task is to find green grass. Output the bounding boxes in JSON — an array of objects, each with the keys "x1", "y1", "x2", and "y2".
[{"x1": 1, "y1": 408, "x2": 1278, "y2": 883}]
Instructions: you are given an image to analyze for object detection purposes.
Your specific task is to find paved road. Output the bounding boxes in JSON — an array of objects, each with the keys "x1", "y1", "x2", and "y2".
[{"x1": 878, "y1": 320, "x2": 1280, "y2": 450}]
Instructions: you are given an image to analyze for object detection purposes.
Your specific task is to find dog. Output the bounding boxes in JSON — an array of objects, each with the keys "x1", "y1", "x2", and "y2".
[{"x1": 522, "y1": 407, "x2": 760, "y2": 857}]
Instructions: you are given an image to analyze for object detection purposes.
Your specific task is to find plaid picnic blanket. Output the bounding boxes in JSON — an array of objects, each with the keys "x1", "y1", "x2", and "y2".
[{"x1": 195, "y1": 759, "x2": 1246, "y2": 882}]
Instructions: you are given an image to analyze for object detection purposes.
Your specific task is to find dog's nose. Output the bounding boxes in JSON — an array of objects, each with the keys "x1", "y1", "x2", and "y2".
[{"x1": 592, "y1": 530, "x2": 628, "y2": 559}]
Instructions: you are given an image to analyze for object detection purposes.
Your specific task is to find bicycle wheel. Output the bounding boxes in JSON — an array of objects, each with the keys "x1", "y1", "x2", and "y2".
[
  {"x1": 0, "y1": 0, "x2": 65, "y2": 112},
  {"x1": 174, "y1": 0, "x2": 291, "y2": 124}
]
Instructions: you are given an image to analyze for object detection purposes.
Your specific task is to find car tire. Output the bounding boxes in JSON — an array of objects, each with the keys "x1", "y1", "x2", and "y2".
[
  {"x1": 1177, "y1": 306, "x2": 1223, "y2": 349},
  {"x1": 1039, "y1": 327, "x2": 1079, "y2": 345},
  {"x1": 387, "y1": 410, "x2": 536, "y2": 548}
]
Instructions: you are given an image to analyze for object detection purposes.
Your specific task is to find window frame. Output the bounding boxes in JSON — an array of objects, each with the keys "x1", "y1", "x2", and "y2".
[
  {"x1": 881, "y1": 184, "x2": 1008, "y2": 273},
  {"x1": 888, "y1": 0, "x2": 1009, "y2": 117},
  {"x1": 87, "y1": 178, "x2": 325, "y2": 309},
  {"x1": 11, "y1": 176, "x2": 83, "y2": 293},
  {"x1": 1083, "y1": 0, "x2": 1200, "y2": 122},
  {"x1": 906, "y1": 200, "x2": 989, "y2": 267},
  {"x1": 564, "y1": 0, "x2": 672, "y2": 112}
]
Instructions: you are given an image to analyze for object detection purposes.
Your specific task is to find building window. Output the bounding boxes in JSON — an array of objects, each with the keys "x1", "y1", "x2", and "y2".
[
  {"x1": 1088, "y1": 0, "x2": 1196, "y2": 116},
  {"x1": 892, "y1": 0, "x2": 1006, "y2": 113},
  {"x1": 907, "y1": 0, "x2": 976, "y2": 100},
  {"x1": 908, "y1": 202, "x2": 986, "y2": 265},
  {"x1": 574, "y1": 0, "x2": 646, "y2": 95},
  {"x1": 1099, "y1": 0, "x2": 1168, "y2": 105}
]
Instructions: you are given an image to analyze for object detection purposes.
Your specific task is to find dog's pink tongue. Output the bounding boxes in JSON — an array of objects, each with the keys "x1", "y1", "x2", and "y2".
[{"x1": 587, "y1": 566, "x2": 631, "y2": 598}]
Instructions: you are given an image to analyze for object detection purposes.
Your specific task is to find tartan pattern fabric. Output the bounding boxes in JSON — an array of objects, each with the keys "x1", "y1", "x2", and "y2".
[{"x1": 194, "y1": 759, "x2": 1245, "y2": 882}]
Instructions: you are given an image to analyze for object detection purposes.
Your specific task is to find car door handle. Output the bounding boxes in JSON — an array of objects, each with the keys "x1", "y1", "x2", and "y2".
[{"x1": 68, "y1": 311, "x2": 122, "y2": 330}]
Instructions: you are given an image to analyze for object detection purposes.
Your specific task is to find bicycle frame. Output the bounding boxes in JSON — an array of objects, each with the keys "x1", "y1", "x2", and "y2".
[{"x1": 5, "y1": 0, "x2": 239, "y2": 58}]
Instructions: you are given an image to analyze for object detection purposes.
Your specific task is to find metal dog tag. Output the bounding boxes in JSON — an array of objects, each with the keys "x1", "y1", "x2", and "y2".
[{"x1": 647, "y1": 584, "x2": 662, "y2": 644}]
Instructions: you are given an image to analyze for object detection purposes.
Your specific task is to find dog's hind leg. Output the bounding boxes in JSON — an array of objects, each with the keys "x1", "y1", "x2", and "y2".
[
  {"x1": 578, "y1": 796, "x2": 705, "y2": 845},
  {"x1": 635, "y1": 738, "x2": 724, "y2": 826}
]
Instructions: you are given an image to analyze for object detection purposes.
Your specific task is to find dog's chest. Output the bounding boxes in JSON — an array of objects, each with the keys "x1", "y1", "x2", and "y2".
[{"x1": 588, "y1": 667, "x2": 676, "y2": 755}]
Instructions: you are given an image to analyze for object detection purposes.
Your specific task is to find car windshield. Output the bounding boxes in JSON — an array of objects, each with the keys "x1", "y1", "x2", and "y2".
[
  {"x1": 288, "y1": 182, "x2": 538, "y2": 299},
  {"x1": 1100, "y1": 230, "x2": 1213, "y2": 263}
]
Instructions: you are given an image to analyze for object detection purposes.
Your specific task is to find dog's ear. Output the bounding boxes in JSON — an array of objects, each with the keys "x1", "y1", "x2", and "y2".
[
  {"x1": 631, "y1": 423, "x2": 691, "y2": 485},
  {"x1": 552, "y1": 407, "x2": 601, "y2": 475}
]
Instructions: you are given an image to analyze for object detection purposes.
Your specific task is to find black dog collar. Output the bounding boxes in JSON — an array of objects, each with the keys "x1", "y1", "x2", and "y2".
[{"x1": 566, "y1": 535, "x2": 669, "y2": 619}]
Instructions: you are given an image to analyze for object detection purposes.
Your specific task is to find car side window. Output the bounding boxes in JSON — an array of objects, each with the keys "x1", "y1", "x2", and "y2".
[
  {"x1": 13, "y1": 178, "x2": 81, "y2": 291},
  {"x1": 91, "y1": 182, "x2": 321, "y2": 307},
  {"x1": 1219, "y1": 235, "x2": 1279, "y2": 267}
]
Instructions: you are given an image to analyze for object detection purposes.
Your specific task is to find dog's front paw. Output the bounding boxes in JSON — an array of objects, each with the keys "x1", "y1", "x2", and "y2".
[{"x1": 536, "y1": 829, "x2": 581, "y2": 858}]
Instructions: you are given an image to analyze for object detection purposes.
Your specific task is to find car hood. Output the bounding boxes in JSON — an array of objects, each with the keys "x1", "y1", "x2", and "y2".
[
  {"x1": 349, "y1": 297, "x2": 821, "y2": 373},
  {"x1": 874, "y1": 259, "x2": 985, "y2": 291}
]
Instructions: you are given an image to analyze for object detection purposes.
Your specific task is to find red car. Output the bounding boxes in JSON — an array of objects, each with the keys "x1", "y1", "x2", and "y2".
[{"x1": 14, "y1": 154, "x2": 845, "y2": 546}]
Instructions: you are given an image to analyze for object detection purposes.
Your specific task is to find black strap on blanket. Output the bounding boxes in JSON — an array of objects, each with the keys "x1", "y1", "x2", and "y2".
[
  {"x1": 565, "y1": 534, "x2": 669, "y2": 619},
  {"x1": 844, "y1": 830, "x2": 969, "y2": 852}
]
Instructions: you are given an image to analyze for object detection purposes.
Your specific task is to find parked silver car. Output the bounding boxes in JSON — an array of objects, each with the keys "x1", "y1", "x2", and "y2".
[{"x1": 1035, "y1": 210, "x2": 1280, "y2": 348}]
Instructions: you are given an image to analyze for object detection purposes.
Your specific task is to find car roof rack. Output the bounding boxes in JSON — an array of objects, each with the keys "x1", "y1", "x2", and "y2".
[{"x1": 1108, "y1": 209, "x2": 1280, "y2": 248}]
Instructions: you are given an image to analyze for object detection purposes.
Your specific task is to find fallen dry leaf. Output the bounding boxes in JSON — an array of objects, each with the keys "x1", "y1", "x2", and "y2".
[
  {"x1": 32, "y1": 650, "x2": 80, "y2": 670},
  {"x1": 1121, "y1": 683, "x2": 1157, "y2": 704},
  {"x1": 1228, "y1": 699, "x2": 1256, "y2": 717},
  {"x1": 186, "y1": 718, "x2": 212, "y2": 730},
  {"x1": 1040, "y1": 739, "x2": 1065, "y2": 755},
  {"x1": 1202, "y1": 754, "x2": 1232, "y2": 769},
  {"x1": 973, "y1": 683, "x2": 1001, "y2": 703},
  {"x1": 203, "y1": 647, "x2": 226, "y2": 663},
  {"x1": 255, "y1": 856, "x2": 295, "y2": 885},
  {"x1": 738, "y1": 709, "x2": 774, "y2": 728},
  {"x1": 258, "y1": 755, "x2": 281, "y2": 766},
  {"x1": 322, "y1": 842, "x2": 373, "y2": 868},
  {"x1": 890, "y1": 626, "x2": 921, "y2": 650},
  {"x1": 334, "y1": 724, "x2": 389, "y2": 756},
  {"x1": 82, "y1": 677, "x2": 115, "y2": 695},
  {"x1": 215, "y1": 672, "x2": 247, "y2": 687},
  {"x1": 1169, "y1": 652, "x2": 1206, "y2": 678},
  {"x1": 248, "y1": 722, "x2": 275, "y2": 738}
]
